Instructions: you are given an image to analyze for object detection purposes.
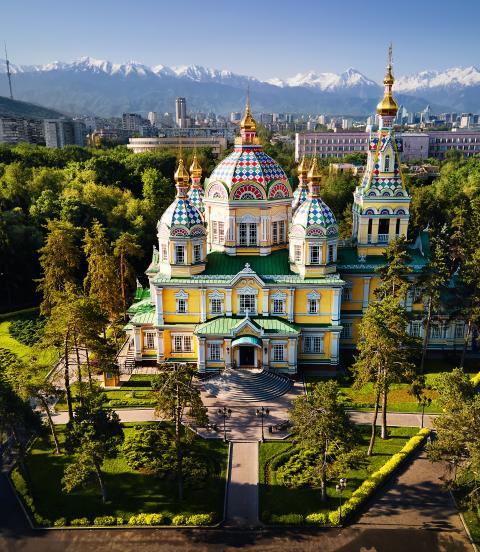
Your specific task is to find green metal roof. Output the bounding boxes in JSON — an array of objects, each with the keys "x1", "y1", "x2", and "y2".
[
  {"x1": 203, "y1": 250, "x2": 293, "y2": 276},
  {"x1": 194, "y1": 316, "x2": 300, "y2": 336},
  {"x1": 131, "y1": 306, "x2": 156, "y2": 325},
  {"x1": 231, "y1": 335, "x2": 262, "y2": 347}
]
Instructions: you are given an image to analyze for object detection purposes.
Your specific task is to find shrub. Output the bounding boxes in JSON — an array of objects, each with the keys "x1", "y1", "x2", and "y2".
[
  {"x1": 305, "y1": 512, "x2": 328, "y2": 525},
  {"x1": 271, "y1": 513, "x2": 304, "y2": 525},
  {"x1": 54, "y1": 517, "x2": 67, "y2": 527},
  {"x1": 471, "y1": 372, "x2": 480, "y2": 388},
  {"x1": 127, "y1": 513, "x2": 167, "y2": 526},
  {"x1": 70, "y1": 517, "x2": 90, "y2": 527},
  {"x1": 172, "y1": 514, "x2": 188, "y2": 526},
  {"x1": 93, "y1": 516, "x2": 117, "y2": 526},
  {"x1": 116, "y1": 517, "x2": 124, "y2": 525},
  {"x1": 276, "y1": 449, "x2": 322, "y2": 488},
  {"x1": 185, "y1": 513, "x2": 214, "y2": 526},
  {"x1": 9, "y1": 317, "x2": 45, "y2": 346},
  {"x1": 34, "y1": 514, "x2": 51, "y2": 527}
]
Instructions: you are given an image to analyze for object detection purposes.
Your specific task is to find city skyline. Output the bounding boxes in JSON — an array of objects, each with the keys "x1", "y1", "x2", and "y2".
[{"x1": 1, "y1": 0, "x2": 479, "y2": 82}]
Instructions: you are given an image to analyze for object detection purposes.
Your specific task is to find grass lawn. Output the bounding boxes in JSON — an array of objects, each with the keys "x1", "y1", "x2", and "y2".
[
  {"x1": 0, "y1": 310, "x2": 57, "y2": 374},
  {"x1": 103, "y1": 375, "x2": 157, "y2": 408},
  {"x1": 24, "y1": 423, "x2": 228, "y2": 523},
  {"x1": 305, "y1": 357, "x2": 480, "y2": 414},
  {"x1": 259, "y1": 426, "x2": 418, "y2": 519},
  {"x1": 453, "y1": 478, "x2": 480, "y2": 545},
  {"x1": 56, "y1": 375, "x2": 157, "y2": 411}
]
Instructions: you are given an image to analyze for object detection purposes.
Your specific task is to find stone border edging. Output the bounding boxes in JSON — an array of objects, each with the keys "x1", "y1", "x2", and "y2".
[
  {"x1": 222, "y1": 441, "x2": 233, "y2": 523},
  {"x1": 449, "y1": 490, "x2": 479, "y2": 552}
]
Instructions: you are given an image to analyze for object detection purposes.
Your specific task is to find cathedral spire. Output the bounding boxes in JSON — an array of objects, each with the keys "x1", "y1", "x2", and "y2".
[
  {"x1": 189, "y1": 151, "x2": 202, "y2": 182},
  {"x1": 376, "y1": 44, "x2": 398, "y2": 125},
  {"x1": 174, "y1": 158, "x2": 190, "y2": 198},
  {"x1": 239, "y1": 88, "x2": 258, "y2": 144},
  {"x1": 307, "y1": 142, "x2": 322, "y2": 197}
]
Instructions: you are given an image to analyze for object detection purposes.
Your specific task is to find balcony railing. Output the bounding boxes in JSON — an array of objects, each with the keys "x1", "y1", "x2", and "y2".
[{"x1": 378, "y1": 234, "x2": 389, "y2": 243}]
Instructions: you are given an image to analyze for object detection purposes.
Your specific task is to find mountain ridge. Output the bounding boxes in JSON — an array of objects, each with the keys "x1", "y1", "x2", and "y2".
[{"x1": 0, "y1": 56, "x2": 476, "y2": 116}]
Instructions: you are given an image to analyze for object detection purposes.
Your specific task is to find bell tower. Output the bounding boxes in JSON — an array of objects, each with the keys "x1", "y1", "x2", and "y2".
[{"x1": 352, "y1": 46, "x2": 410, "y2": 255}]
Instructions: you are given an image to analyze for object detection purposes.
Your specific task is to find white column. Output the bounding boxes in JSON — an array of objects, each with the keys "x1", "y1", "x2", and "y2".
[
  {"x1": 262, "y1": 338, "x2": 270, "y2": 369},
  {"x1": 332, "y1": 288, "x2": 341, "y2": 325},
  {"x1": 288, "y1": 338, "x2": 297, "y2": 373},
  {"x1": 226, "y1": 289, "x2": 232, "y2": 317},
  {"x1": 134, "y1": 328, "x2": 141, "y2": 361},
  {"x1": 200, "y1": 288, "x2": 207, "y2": 322},
  {"x1": 260, "y1": 213, "x2": 271, "y2": 255},
  {"x1": 362, "y1": 277, "x2": 371, "y2": 311},
  {"x1": 331, "y1": 332, "x2": 340, "y2": 365},
  {"x1": 155, "y1": 287, "x2": 164, "y2": 325},
  {"x1": 288, "y1": 288, "x2": 295, "y2": 322},
  {"x1": 156, "y1": 329, "x2": 164, "y2": 362},
  {"x1": 263, "y1": 289, "x2": 270, "y2": 316},
  {"x1": 198, "y1": 337, "x2": 206, "y2": 373},
  {"x1": 225, "y1": 213, "x2": 236, "y2": 255},
  {"x1": 225, "y1": 338, "x2": 232, "y2": 369}
]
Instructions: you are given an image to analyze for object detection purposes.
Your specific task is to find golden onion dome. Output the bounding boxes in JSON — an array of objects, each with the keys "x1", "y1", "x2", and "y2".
[
  {"x1": 189, "y1": 152, "x2": 202, "y2": 179},
  {"x1": 174, "y1": 158, "x2": 190, "y2": 185},
  {"x1": 240, "y1": 99, "x2": 257, "y2": 133},
  {"x1": 307, "y1": 155, "x2": 322, "y2": 185},
  {"x1": 377, "y1": 63, "x2": 398, "y2": 116},
  {"x1": 298, "y1": 154, "x2": 309, "y2": 180}
]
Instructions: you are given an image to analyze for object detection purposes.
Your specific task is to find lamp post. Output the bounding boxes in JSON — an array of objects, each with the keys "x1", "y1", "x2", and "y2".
[
  {"x1": 335, "y1": 478, "x2": 347, "y2": 523},
  {"x1": 419, "y1": 396, "x2": 432, "y2": 429},
  {"x1": 217, "y1": 407, "x2": 232, "y2": 442},
  {"x1": 256, "y1": 406, "x2": 270, "y2": 442}
]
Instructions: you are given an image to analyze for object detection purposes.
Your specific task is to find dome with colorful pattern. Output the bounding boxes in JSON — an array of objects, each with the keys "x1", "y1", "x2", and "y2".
[
  {"x1": 159, "y1": 158, "x2": 205, "y2": 236},
  {"x1": 291, "y1": 156, "x2": 338, "y2": 237}
]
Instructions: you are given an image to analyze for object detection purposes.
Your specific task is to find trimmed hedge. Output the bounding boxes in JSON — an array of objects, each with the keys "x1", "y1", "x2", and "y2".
[
  {"x1": 10, "y1": 468, "x2": 216, "y2": 527},
  {"x1": 271, "y1": 513, "x2": 304, "y2": 525},
  {"x1": 471, "y1": 371, "x2": 480, "y2": 388},
  {"x1": 325, "y1": 428, "x2": 431, "y2": 526}
]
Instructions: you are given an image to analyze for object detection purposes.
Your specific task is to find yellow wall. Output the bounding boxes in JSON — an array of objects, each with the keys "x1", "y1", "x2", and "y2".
[
  {"x1": 163, "y1": 288, "x2": 202, "y2": 324},
  {"x1": 294, "y1": 288, "x2": 333, "y2": 324}
]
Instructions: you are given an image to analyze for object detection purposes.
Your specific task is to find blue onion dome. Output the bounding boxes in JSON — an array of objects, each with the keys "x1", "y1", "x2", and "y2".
[
  {"x1": 291, "y1": 156, "x2": 338, "y2": 237},
  {"x1": 158, "y1": 158, "x2": 205, "y2": 236}
]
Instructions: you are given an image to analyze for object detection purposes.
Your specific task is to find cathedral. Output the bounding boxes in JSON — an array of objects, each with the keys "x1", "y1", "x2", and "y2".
[{"x1": 124, "y1": 58, "x2": 465, "y2": 375}]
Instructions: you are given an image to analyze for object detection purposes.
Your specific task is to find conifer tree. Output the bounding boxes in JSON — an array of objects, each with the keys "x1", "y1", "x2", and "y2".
[
  {"x1": 418, "y1": 232, "x2": 450, "y2": 373},
  {"x1": 289, "y1": 380, "x2": 357, "y2": 500},
  {"x1": 83, "y1": 221, "x2": 122, "y2": 323},
  {"x1": 37, "y1": 219, "x2": 81, "y2": 315},
  {"x1": 151, "y1": 363, "x2": 207, "y2": 501},
  {"x1": 113, "y1": 232, "x2": 142, "y2": 316}
]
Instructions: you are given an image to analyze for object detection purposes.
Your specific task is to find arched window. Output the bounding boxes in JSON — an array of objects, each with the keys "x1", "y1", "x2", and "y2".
[{"x1": 384, "y1": 154, "x2": 391, "y2": 172}]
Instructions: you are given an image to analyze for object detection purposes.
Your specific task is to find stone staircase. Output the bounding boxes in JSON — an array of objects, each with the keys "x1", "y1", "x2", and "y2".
[{"x1": 202, "y1": 368, "x2": 293, "y2": 402}]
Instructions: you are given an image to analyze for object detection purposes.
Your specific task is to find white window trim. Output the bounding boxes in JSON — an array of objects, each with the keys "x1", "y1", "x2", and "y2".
[
  {"x1": 171, "y1": 333, "x2": 193, "y2": 353},
  {"x1": 175, "y1": 290, "x2": 189, "y2": 314},
  {"x1": 302, "y1": 334, "x2": 325, "y2": 354},
  {"x1": 209, "y1": 292, "x2": 224, "y2": 315},
  {"x1": 174, "y1": 243, "x2": 186, "y2": 264},
  {"x1": 207, "y1": 342, "x2": 223, "y2": 361},
  {"x1": 143, "y1": 330, "x2": 156, "y2": 350},
  {"x1": 193, "y1": 242, "x2": 202, "y2": 264},
  {"x1": 309, "y1": 244, "x2": 322, "y2": 265},
  {"x1": 272, "y1": 343, "x2": 286, "y2": 362}
]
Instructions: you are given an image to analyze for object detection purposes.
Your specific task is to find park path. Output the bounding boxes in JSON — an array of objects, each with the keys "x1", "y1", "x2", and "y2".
[
  {"x1": 225, "y1": 441, "x2": 259, "y2": 526},
  {"x1": 50, "y1": 406, "x2": 437, "y2": 430},
  {"x1": 352, "y1": 449, "x2": 474, "y2": 551}
]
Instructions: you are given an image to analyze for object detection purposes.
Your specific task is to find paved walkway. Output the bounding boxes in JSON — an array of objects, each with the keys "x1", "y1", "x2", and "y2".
[
  {"x1": 226, "y1": 441, "x2": 259, "y2": 526},
  {"x1": 352, "y1": 449, "x2": 473, "y2": 551}
]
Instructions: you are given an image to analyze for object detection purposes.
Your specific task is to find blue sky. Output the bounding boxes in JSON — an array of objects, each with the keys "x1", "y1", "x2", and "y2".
[{"x1": 2, "y1": 0, "x2": 479, "y2": 81}]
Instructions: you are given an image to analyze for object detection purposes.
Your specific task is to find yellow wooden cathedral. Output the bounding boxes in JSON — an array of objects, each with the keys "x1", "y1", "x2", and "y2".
[{"x1": 125, "y1": 56, "x2": 466, "y2": 374}]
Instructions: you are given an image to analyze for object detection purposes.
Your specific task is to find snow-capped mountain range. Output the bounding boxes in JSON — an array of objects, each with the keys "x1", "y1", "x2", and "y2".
[{"x1": 0, "y1": 56, "x2": 478, "y2": 116}]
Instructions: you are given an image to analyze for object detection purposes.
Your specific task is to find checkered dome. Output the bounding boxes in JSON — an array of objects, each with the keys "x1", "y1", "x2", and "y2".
[
  {"x1": 209, "y1": 145, "x2": 288, "y2": 192},
  {"x1": 160, "y1": 198, "x2": 204, "y2": 229},
  {"x1": 292, "y1": 196, "x2": 337, "y2": 232},
  {"x1": 187, "y1": 186, "x2": 205, "y2": 213}
]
